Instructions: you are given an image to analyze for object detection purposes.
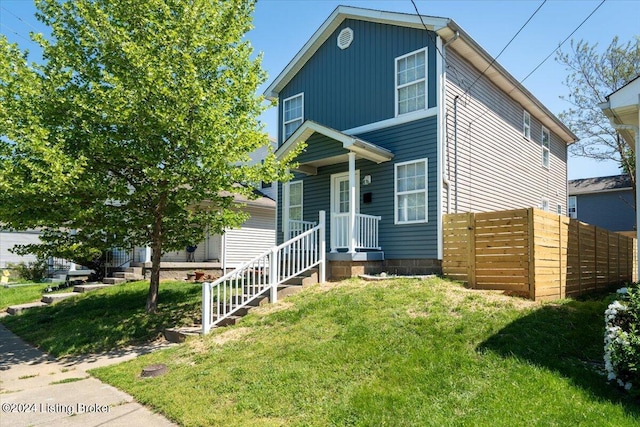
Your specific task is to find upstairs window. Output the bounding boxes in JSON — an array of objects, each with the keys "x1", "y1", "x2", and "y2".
[
  {"x1": 542, "y1": 126, "x2": 550, "y2": 168},
  {"x1": 283, "y1": 93, "x2": 304, "y2": 140},
  {"x1": 523, "y1": 111, "x2": 531, "y2": 139},
  {"x1": 396, "y1": 48, "x2": 427, "y2": 116}
]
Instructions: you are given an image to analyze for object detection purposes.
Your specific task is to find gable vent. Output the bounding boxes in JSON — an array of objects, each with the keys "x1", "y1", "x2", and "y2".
[{"x1": 337, "y1": 27, "x2": 353, "y2": 50}]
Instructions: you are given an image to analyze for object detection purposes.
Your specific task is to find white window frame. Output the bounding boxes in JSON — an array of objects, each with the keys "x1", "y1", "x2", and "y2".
[
  {"x1": 283, "y1": 93, "x2": 304, "y2": 141},
  {"x1": 523, "y1": 111, "x2": 531, "y2": 139},
  {"x1": 541, "y1": 198, "x2": 550, "y2": 212},
  {"x1": 395, "y1": 48, "x2": 428, "y2": 117},
  {"x1": 284, "y1": 180, "x2": 303, "y2": 238},
  {"x1": 541, "y1": 126, "x2": 550, "y2": 169},
  {"x1": 568, "y1": 196, "x2": 577, "y2": 219},
  {"x1": 394, "y1": 158, "x2": 428, "y2": 224}
]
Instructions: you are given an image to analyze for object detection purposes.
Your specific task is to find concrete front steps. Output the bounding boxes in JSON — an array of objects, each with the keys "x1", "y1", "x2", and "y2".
[
  {"x1": 103, "y1": 267, "x2": 145, "y2": 285},
  {"x1": 5, "y1": 267, "x2": 145, "y2": 316},
  {"x1": 164, "y1": 268, "x2": 319, "y2": 343}
]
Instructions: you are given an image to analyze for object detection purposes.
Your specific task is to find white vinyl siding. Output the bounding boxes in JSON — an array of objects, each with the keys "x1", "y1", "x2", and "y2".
[
  {"x1": 224, "y1": 207, "x2": 275, "y2": 268},
  {"x1": 396, "y1": 48, "x2": 427, "y2": 116},
  {"x1": 395, "y1": 159, "x2": 428, "y2": 224},
  {"x1": 283, "y1": 93, "x2": 304, "y2": 140},
  {"x1": 542, "y1": 126, "x2": 550, "y2": 168},
  {"x1": 0, "y1": 230, "x2": 40, "y2": 268},
  {"x1": 443, "y1": 49, "x2": 568, "y2": 215},
  {"x1": 523, "y1": 111, "x2": 531, "y2": 139}
]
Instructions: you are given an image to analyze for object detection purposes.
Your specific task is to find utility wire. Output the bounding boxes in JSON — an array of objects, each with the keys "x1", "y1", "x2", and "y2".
[
  {"x1": 0, "y1": 22, "x2": 33, "y2": 44},
  {"x1": 1, "y1": 6, "x2": 41, "y2": 33},
  {"x1": 463, "y1": 0, "x2": 547, "y2": 96},
  {"x1": 518, "y1": 0, "x2": 606, "y2": 85},
  {"x1": 467, "y1": 0, "x2": 606, "y2": 127}
]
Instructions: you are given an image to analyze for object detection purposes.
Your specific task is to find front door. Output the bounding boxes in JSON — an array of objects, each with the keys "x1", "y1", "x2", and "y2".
[{"x1": 331, "y1": 171, "x2": 359, "y2": 250}]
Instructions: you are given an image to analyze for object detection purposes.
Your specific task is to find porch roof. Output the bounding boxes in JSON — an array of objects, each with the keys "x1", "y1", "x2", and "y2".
[{"x1": 275, "y1": 120, "x2": 394, "y2": 175}]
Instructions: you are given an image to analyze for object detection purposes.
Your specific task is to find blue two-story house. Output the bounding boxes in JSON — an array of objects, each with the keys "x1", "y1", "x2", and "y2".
[{"x1": 265, "y1": 6, "x2": 577, "y2": 279}]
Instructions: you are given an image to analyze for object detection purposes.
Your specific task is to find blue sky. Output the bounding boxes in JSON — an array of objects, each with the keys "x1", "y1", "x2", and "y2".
[{"x1": 2, "y1": 0, "x2": 639, "y2": 179}]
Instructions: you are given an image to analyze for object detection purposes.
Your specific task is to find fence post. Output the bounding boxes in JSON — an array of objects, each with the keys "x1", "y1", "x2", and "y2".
[
  {"x1": 202, "y1": 282, "x2": 211, "y2": 334},
  {"x1": 319, "y1": 210, "x2": 326, "y2": 283},
  {"x1": 270, "y1": 247, "x2": 278, "y2": 304},
  {"x1": 467, "y1": 212, "x2": 476, "y2": 288}
]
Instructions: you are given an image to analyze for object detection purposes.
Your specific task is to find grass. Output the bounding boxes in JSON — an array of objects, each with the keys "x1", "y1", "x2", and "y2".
[
  {"x1": 86, "y1": 277, "x2": 640, "y2": 426},
  {"x1": 0, "y1": 280, "x2": 202, "y2": 356},
  {"x1": 0, "y1": 282, "x2": 51, "y2": 310}
]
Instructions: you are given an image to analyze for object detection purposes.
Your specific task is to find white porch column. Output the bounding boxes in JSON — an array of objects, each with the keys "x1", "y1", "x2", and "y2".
[
  {"x1": 348, "y1": 152, "x2": 356, "y2": 254},
  {"x1": 144, "y1": 246, "x2": 152, "y2": 263}
]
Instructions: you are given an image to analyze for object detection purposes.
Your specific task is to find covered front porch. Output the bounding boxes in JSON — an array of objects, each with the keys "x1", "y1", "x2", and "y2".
[{"x1": 278, "y1": 121, "x2": 394, "y2": 260}]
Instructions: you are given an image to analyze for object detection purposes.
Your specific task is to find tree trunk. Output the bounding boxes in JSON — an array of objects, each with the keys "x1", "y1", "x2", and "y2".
[
  {"x1": 146, "y1": 195, "x2": 166, "y2": 313},
  {"x1": 145, "y1": 239, "x2": 162, "y2": 313}
]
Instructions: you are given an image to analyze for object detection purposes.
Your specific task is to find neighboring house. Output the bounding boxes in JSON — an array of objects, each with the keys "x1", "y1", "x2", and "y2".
[
  {"x1": 265, "y1": 6, "x2": 576, "y2": 278},
  {"x1": 568, "y1": 175, "x2": 635, "y2": 234},
  {"x1": 600, "y1": 75, "x2": 640, "y2": 244},
  {"x1": 131, "y1": 138, "x2": 279, "y2": 277},
  {"x1": 0, "y1": 230, "x2": 40, "y2": 269}
]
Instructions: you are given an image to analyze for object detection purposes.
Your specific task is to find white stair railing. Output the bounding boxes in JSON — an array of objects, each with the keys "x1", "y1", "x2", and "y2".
[
  {"x1": 203, "y1": 211, "x2": 325, "y2": 333},
  {"x1": 331, "y1": 213, "x2": 381, "y2": 251}
]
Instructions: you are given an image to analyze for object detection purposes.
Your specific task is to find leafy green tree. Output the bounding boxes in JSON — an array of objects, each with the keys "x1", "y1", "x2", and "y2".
[
  {"x1": 556, "y1": 37, "x2": 640, "y2": 193},
  {"x1": 0, "y1": 0, "x2": 296, "y2": 313}
]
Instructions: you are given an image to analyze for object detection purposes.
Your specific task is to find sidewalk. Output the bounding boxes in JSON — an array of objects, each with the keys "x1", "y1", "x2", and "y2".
[{"x1": 0, "y1": 323, "x2": 178, "y2": 427}]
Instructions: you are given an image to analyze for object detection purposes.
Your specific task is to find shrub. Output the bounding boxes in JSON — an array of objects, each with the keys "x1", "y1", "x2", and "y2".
[
  {"x1": 604, "y1": 285, "x2": 640, "y2": 395},
  {"x1": 10, "y1": 258, "x2": 49, "y2": 282}
]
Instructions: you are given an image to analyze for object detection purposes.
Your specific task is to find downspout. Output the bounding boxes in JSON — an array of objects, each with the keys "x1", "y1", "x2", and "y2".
[
  {"x1": 441, "y1": 31, "x2": 459, "y2": 215},
  {"x1": 454, "y1": 95, "x2": 459, "y2": 213}
]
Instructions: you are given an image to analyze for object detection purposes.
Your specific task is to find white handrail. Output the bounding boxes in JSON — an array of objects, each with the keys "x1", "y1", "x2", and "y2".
[{"x1": 203, "y1": 211, "x2": 326, "y2": 333}]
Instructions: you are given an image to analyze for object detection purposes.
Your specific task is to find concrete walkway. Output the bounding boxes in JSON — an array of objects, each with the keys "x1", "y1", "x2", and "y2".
[{"x1": 0, "y1": 323, "x2": 178, "y2": 426}]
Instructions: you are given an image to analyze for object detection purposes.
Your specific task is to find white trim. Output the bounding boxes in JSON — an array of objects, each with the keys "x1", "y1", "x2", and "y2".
[
  {"x1": 330, "y1": 170, "x2": 361, "y2": 216},
  {"x1": 541, "y1": 198, "x2": 550, "y2": 212},
  {"x1": 283, "y1": 92, "x2": 304, "y2": 141},
  {"x1": 283, "y1": 180, "x2": 303, "y2": 239},
  {"x1": 276, "y1": 120, "x2": 394, "y2": 164},
  {"x1": 568, "y1": 195, "x2": 577, "y2": 219},
  {"x1": 523, "y1": 110, "x2": 531, "y2": 139},
  {"x1": 395, "y1": 47, "x2": 428, "y2": 117},
  {"x1": 394, "y1": 158, "x2": 429, "y2": 224},
  {"x1": 436, "y1": 35, "x2": 444, "y2": 260},
  {"x1": 343, "y1": 107, "x2": 438, "y2": 135}
]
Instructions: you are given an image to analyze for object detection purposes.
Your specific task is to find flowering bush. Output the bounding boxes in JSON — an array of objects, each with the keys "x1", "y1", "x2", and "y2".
[{"x1": 604, "y1": 285, "x2": 640, "y2": 395}]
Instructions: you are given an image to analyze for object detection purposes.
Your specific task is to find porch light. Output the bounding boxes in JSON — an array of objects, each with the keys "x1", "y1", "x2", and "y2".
[{"x1": 362, "y1": 175, "x2": 372, "y2": 185}]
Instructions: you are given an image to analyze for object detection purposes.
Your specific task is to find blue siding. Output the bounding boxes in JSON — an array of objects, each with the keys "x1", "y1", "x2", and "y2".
[
  {"x1": 575, "y1": 191, "x2": 635, "y2": 232},
  {"x1": 277, "y1": 117, "x2": 439, "y2": 259},
  {"x1": 278, "y1": 19, "x2": 438, "y2": 144},
  {"x1": 296, "y1": 133, "x2": 348, "y2": 164}
]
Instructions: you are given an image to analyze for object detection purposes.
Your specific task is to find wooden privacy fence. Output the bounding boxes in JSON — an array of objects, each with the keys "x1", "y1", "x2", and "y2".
[{"x1": 443, "y1": 208, "x2": 637, "y2": 301}]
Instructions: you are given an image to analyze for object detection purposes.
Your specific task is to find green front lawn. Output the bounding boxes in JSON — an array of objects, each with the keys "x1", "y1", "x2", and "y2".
[
  {"x1": 0, "y1": 280, "x2": 201, "y2": 356},
  {"x1": 0, "y1": 283, "x2": 52, "y2": 310},
  {"x1": 89, "y1": 278, "x2": 640, "y2": 426}
]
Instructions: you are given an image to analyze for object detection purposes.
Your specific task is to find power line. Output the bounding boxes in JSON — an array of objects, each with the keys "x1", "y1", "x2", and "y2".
[
  {"x1": 463, "y1": 0, "x2": 547, "y2": 96},
  {"x1": 0, "y1": 22, "x2": 33, "y2": 44},
  {"x1": 518, "y1": 0, "x2": 606, "y2": 85},
  {"x1": 1, "y1": 6, "x2": 41, "y2": 33},
  {"x1": 467, "y1": 0, "x2": 606, "y2": 127}
]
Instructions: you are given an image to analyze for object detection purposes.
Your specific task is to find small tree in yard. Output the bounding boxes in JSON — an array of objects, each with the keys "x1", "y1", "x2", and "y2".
[
  {"x1": 556, "y1": 37, "x2": 640, "y2": 195},
  {"x1": 0, "y1": 0, "x2": 297, "y2": 313}
]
